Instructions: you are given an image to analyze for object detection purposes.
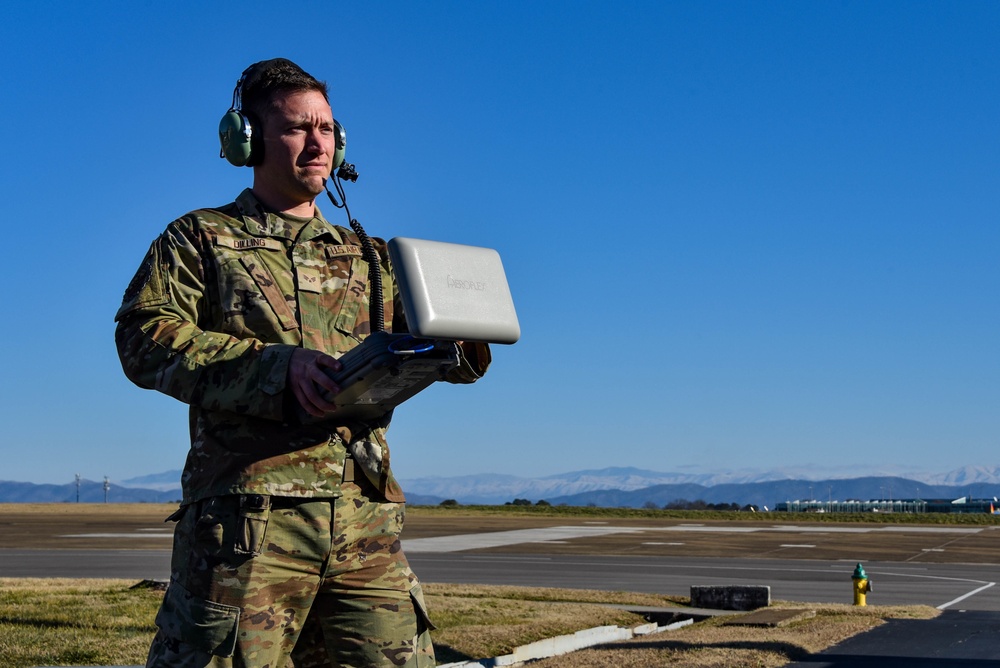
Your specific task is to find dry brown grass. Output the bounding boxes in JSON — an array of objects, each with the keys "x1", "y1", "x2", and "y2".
[
  {"x1": 425, "y1": 584, "x2": 690, "y2": 662},
  {"x1": 0, "y1": 578, "x2": 938, "y2": 668},
  {"x1": 0, "y1": 504, "x2": 176, "y2": 515},
  {"x1": 527, "y1": 602, "x2": 940, "y2": 668}
]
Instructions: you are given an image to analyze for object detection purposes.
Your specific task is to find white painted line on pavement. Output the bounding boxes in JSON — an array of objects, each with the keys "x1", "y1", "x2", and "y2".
[
  {"x1": 938, "y1": 582, "x2": 996, "y2": 610},
  {"x1": 403, "y1": 523, "x2": 984, "y2": 553},
  {"x1": 402, "y1": 526, "x2": 646, "y2": 553}
]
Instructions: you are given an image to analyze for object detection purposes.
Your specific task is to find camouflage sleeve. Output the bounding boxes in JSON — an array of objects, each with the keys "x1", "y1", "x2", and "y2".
[
  {"x1": 446, "y1": 342, "x2": 491, "y2": 384},
  {"x1": 113, "y1": 223, "x2": 293, "y2": 421}
]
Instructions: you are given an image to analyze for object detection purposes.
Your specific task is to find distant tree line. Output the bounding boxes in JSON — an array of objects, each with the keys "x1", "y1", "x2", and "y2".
[
  {"x1": 652, "y1": 499, "x2": 750, "y2": 511},
  {"x1": 505, "y1": 498, "x2": 551, "y2": 507},
  {"x1": 439, "y1": 498, "x2": 752, "y2": 510},
  {"x1": 440, "y1": 499, "x2": 554, "y2": 507}
]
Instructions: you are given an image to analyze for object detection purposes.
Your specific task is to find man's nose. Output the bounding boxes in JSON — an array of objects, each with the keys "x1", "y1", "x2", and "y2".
[{"x1": 305, "y1": 129, "x2": 326, "y2": 153}]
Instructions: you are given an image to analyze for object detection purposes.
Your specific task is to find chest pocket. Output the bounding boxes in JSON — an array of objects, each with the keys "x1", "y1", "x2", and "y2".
[
  {"x1": 333, "y1": 247, "x2": 370, "y2": 336},
  {"x1": 215, "y1": 240, "x2": 298, "y2": 340},
  {"x1": 296, "y1": 244, "x2": 371, "y2": 348},
  {"x1": 240, "y1": 255, "x2": 298, "y2": 331}
]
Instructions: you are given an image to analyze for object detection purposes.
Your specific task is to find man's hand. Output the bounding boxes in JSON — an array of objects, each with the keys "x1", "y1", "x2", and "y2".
[{"x1": 289, "y1": 348, "x2": 342, "y2": 418}]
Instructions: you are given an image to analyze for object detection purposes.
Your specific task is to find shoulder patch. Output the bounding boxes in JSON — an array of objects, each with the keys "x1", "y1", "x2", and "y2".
[
  {"x1": 121, "y1": 257, "x2": 152, "y2": 306},
  {"x1": 115, "y1": 238, "x2": 170, "y2": 321}
]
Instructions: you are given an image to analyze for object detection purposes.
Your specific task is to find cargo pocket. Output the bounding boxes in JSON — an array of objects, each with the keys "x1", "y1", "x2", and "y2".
[
  {"x1": 409, "y1": 581, "x2": 437, "y2": 632},
  {"x1": 408, "y1": 580, "x2": 437, "y2": 667},
  {"x1": 156, "y1": 582, "x2": 241, "y2": 657},
  {"x1": 234, "y1": 494, "x2": 271, "y2": 556}
]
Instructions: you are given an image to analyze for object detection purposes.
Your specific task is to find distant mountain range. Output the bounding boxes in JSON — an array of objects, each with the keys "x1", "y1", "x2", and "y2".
[
  {"x1": 398, "y1": 465, "x2": 1000, "y2": 506},
  {"x1": 0, "y1": 478, "x2": 180, "y2": 504},
  {"x1": 1, "y1": 465, "x2": 998, "y2": 508}
]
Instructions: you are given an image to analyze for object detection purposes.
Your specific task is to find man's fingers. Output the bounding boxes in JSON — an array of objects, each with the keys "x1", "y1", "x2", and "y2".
[
  {"x1": 296, "y1": 376, "x2": 338, "y2": 417},
  {"x1": 308, "y1": 363, "x2": 340, "y2": 396},
  {"x1": 315, "y1": 355, "x2": 342, "y2": 372},
  {"x1": 290, "y1": 349, "x2": 342, "y2": 417}
]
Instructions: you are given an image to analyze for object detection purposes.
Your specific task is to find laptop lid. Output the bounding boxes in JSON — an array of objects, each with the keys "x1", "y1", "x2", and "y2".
[{"x1": 387, "y1": 237, "x2": 520, "y2": 344}]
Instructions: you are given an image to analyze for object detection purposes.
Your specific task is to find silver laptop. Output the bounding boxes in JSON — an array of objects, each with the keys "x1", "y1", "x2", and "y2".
[
  {"x1": 307, "y1": 237, "x2": 519, "y2": 423},
  {"x1": 388, "y1": 237, "x2": 520, "y2": 344}
]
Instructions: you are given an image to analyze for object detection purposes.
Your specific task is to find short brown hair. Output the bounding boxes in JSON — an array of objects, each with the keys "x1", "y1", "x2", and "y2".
[{"x1": 241, "y1": 58, "x2": 329, "y2": 123}]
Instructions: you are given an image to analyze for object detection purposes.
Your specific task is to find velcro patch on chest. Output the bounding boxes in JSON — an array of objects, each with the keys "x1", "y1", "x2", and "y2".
[
  {"x1": 297, "y1": 266, "x2": 323, "y2": 293},
  {"x1": 325, "y1": 245, "x2": 363, "y2": 259},
  {"x1": 214, "y1": 236, "x2": 285, "y2": 251}
]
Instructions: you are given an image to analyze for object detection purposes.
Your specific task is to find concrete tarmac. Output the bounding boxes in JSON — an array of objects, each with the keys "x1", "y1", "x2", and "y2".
[
  {"x1": 3, "y1": 547, "x2": 998, "y2": 611},
  {"x1": 3, "y1": 511, "x2": 1000, "y2": 610},
  {"x1": 407, "y1": 552, "x2": 1000, "y2": 610}
]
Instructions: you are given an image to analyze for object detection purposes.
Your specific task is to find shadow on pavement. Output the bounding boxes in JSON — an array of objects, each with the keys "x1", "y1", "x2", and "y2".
[
  {"x1": 785, "y1": 611, "x2": 1000, "y2": 667},
  {"x1": 787, "y1": 657, "x2": 1000, "y2": 667}
]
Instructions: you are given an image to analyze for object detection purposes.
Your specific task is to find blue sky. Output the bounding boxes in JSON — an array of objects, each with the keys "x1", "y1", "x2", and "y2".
[{"x1": 1, "y1": 1, "x2": 997, "y2": 486}]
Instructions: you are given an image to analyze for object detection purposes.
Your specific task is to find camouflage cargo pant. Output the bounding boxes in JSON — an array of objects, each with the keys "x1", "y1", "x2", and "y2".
[{"x1": 146, "y1": 470, "x2": 435, "y2": 667}]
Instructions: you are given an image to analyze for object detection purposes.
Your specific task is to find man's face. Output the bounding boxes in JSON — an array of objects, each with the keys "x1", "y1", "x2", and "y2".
[{"x1": 254, "y1": 89, "x2": 337, "y2": 210}]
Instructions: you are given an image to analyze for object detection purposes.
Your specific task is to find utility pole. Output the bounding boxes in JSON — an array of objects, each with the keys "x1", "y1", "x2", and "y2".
[
  {"x1": 103, "y1": 477, "x2": 110, "y2": 504},
  {"x1": 75, "y1": 474, "x2": 81, "y2": 503}
]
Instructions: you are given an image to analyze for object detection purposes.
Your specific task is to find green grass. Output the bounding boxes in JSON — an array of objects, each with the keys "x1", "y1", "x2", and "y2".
[{"x1": 0, "y1": 579, "x2": 160, "y2": 668}]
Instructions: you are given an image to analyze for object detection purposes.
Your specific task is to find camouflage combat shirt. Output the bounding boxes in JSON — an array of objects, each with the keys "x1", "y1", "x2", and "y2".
[{"x1": 115, "y1": 189, "x2": 489, "y2": 504}]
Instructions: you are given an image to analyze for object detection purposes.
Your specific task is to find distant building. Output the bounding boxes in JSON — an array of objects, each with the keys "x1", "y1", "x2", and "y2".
[{"x1": 775, "y1": 497, "x2": 998, "y2": 514}]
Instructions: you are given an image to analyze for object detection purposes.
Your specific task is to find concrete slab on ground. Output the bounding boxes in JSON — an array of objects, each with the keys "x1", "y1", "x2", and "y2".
[
  {"x1": 602, "y1": 603, "x2": 745, "y2": 621},
  {"x1": 724, "y1": 608, "x2": 816, "y2": 627}
]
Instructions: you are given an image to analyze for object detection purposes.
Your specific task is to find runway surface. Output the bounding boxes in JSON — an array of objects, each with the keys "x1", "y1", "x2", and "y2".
[{"x1": 3, "y1": 520, "x2": 998, "y2": 611}]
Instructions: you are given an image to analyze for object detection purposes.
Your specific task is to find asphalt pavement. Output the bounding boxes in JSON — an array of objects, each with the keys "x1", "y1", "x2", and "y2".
[
  {"x1": 784, "y1": 610, "x2": 1000, "y2": 666},
  {"x1": 408, "y1": 552, "x2": 1000, "y2": 611},
  {"x1": 5, "y1": 548, "x2": 999, "y2": 611}
]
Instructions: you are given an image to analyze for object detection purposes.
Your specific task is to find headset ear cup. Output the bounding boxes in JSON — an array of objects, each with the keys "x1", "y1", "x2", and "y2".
[
  {"x1": 333, "y1": 119, "x2": 347, "y2": 171},
  {"x1": 219, "y1": 111, "x2": 254, "y2": 167}
]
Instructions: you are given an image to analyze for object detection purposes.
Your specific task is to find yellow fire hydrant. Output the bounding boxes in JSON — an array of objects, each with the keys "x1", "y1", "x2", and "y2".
[{"x1": 852, "y1": 562, "x2": 872, "y2": 606}]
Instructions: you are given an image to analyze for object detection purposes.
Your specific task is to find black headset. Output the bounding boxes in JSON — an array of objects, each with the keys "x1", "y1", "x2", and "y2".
[{"x1": 218, "y1": 62, "x2": 348, "y2": 171}]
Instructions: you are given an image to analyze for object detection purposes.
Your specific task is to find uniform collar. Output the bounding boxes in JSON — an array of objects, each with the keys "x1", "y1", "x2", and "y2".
[{"x1": 234, "y1": 189, "x2": 344, "y2": 244}]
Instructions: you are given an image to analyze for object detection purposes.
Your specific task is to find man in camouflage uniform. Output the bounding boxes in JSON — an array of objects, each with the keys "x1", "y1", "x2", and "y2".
[{"x1": 115, "y1": 58, "x2": 490, "y2": 667}]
